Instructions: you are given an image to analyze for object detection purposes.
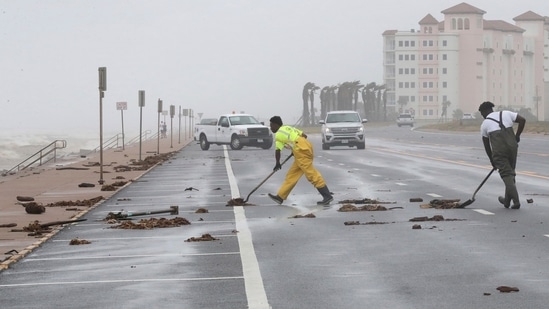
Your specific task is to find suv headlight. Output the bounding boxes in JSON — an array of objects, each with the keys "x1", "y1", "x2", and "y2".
[{"x1": 324, "y1": 127, "x2": 332, "y2": 133}]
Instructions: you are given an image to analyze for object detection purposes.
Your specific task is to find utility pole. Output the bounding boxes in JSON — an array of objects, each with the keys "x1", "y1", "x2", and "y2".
[
  {"x1": 157, "y1": 99, "x2": 162, "y2": 155},
  {"x1": 138, "y1": 90, "x2": 145, "y2": 161},
  {"x1": 98, "y1": 67, "x2": 107, "y2": 185},
  {"x1": 170, "y1": 105, "x2": 175, "y2": 148}
]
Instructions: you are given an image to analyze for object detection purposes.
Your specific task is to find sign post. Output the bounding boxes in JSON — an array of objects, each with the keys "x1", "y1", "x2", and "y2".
[
  {"x1": 157, "y1": 99, "x2": 162, "y2": 155},
  {"x1": 98, "y1": 67, "x2": 107, "y2": 185},
  {"x1": 116, "y1": 101, "x2": 127, "y2": 150},
  {"x1": 170, "y1": 105, "x2": 175, "y2": 148},
  {"x1": 138, "y1": 90, "x2": 145, "y2": 161},
  {"x1": 178, "y1": 106, "x2": 182, "y2": 144}
]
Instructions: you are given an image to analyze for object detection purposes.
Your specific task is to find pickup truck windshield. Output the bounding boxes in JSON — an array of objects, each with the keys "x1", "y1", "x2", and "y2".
[
  {"x1": 326, "y1": 113, "x2": 360, "y2": 123},
  {"x1": 229, "y1": 116, "x2": 260, "y2": 125}
]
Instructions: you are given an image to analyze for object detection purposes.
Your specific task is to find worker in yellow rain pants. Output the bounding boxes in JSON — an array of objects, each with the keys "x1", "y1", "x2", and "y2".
[{"x1": 267, "y1": 116, "x2": 333, "y2": 205}]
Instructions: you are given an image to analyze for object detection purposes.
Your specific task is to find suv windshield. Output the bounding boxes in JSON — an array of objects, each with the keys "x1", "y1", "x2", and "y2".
[{"x1": 326, "y1": 113, "x2": 360, "y2": 123}]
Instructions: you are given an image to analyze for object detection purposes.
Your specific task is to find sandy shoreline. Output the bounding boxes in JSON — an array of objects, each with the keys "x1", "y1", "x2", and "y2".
[{"x1": 0, "y1": 135, "x2": 192, "y2": 270}]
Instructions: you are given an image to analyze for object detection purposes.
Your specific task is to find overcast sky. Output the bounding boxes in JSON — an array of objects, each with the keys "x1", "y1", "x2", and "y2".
[{"x1": 1, "y1": 0, "x2": 547, "y2": 136}]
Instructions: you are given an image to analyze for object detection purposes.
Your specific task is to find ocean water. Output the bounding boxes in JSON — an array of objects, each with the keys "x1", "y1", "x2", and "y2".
[{"x1": 0, "y1": 130, "x2": 140, "y2": 173}]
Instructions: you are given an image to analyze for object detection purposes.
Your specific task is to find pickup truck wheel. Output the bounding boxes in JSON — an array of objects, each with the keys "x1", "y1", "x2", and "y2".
[
  {"x1": 322, "y1": 143, "x2": 330, "y2": 150},
  {"x1": 261, "y1": 142, "x2": 272, "y2": 150},
  {"x1": 199, "y1": 135, "x2": 210, "y2": 150},
  {"x1": 230, "y1": 135, "x2": 243, "y2": 150}
]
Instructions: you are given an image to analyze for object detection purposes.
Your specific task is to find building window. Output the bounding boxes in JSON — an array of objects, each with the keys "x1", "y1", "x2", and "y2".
[
  {"x1": 399, "y1": 68, "x2": 403, "y2": 74},
  {"x1": 399, "y1": 82, "x2": 403, "y2": 88},
  {"x1": 458, "y1": 18, "x2": 463, "y2": 30},
  {"x1": 405, "y1": 82, "x2": 409, "y2": 88},
  {"x1": 399, "y1": 41, "x2": 403, "y2": 47},
  {"x1": 442, "y1": 54, "x2": 447, "y2": 60},
  {"x1": 404, "y1": 54, "x2": 409, "y2": 60},
  {"x1": 411, "y1": 41, "x2": 415, "y2": 47},
  {"x1": 452, "y1": 18, "x2": 457, "y2": 30},
  {"x1": 464, "y1": 18, "x2": 470, "y2": 30},
  {"x1": 423, "y1": 68, "x2": 428, "y2": 74},
  {"x1": 405, "y1": 41, "x2": 409, "y2": 47},
  {"x1": 411, "y1": 55, "x2": 415, "y2": 60},
  {"x1": 423, "y1": 54, "x2": 427, "y2": 60},
  {"x1": 429, "y1": 40, "x2": 433, "y2": 46},
  {"x1": 410, "y1": 96, "x2": 415, "y2": 102},
  {"x1": 442, "y1": 68, "x2": 447, "y2": 74},
  {"x1": 429, "y1": 54, "x2": 434, "y2": 60},
  {"x1": 399, "y1": 55, "x2": 403, "y2": 60},
  {"x1": 442, "y1": 40, "x2": 447, "y2": 47},
  {"x1": 443, "y1": 81, "x2": 447, "y2": 88},
  {"x1": 411, "y1": 82, "x2": 416, "y2": 88},
  {"x1": 411, "y1": 68, "x2": 415, "y2": 74}
]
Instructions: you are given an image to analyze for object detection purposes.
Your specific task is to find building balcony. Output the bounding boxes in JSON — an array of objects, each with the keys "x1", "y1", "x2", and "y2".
[{"x1": 503, "y1": 49, "x2": 515, "y2": 55}]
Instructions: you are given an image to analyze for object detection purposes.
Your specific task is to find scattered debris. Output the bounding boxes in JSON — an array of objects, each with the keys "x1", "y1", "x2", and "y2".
[
  {"x1": 409, "y1": 215, "x2": 465, "y2": 222},
  {"x1": 105, "y1": 206, "x2": 179, "y2": 220},
  {"x1": 57, "y1": 167, "x2": 89, "y2": 170},
  {"x1": 78, "y1": 183, "x2": 96, "y2": 188},
  {"x1": 410, "y1": 198, "x2": 423, "y2": 202},
  {"x1": 483, "y1": 293, "x2": 491, "y2": 296},
  {"x1": 420, "y1": 199, "x2": 461, "y2": 209},
  {"x1": 412, "y1": 224, "x2": 422, "y2": 229},
  {"x1": 46, "y1": 196, "x2": 104, "y2": 207},
  {"x1": 184, "y1": 187, "x2": 199, "y2": 191},
  {"x1": 338, "y1": 204, "x2": 389, "y2": 212},
  {"x1": 114, "y1": 176, "x2": 126, "y2": 180},
  {"x1": 69, "y1": 238, "x2": 91, "y2": 245},
  {"x1": 290, "y1": 213, "x2": 316, "y2": 218},
  {"x1": 527, "y1": 199, "x2": 533, "y2": 203},
  {"x1": 4, "y1": 249, "x2": 18, "y2": 255},
  {"x1": 65, "y1": 207, "x2": 81, "y2": 211},
  {"x1": 226, "y1": 198, "x2": 255, "y2": 206},
  {"x1": 24, "y1": 203, "x2": 46, "y2": 214},
  {"x1": 16, "y1": 196, "x2": 34, "y2": 202},
  {"x1": 195, "y1": 208, "x2": 209, "y2": 213},
  {"x1": 344, "y1": 221, "x2": 392, "y2": 225},
  {"x1": 12, "y1": 219, "x2": 87, "y2": 234},
  {"x1": 101, "y1": 184, "x2": 117, "y2": 191},
  {"x1": 110, "y1": 217, "x2": 190, "y2": 229},
  {"x1": 112, "y1": 181, "x2": 128, "y2": 187},
  {"x1": 185, "y1": 233, "x2": 218, "y2": 242},
  {"x1": 0, "y1": 223, "x2": 17, "y2": 228},
  {"x1": 117, "y1": 198, "x2": 131, "y2": 201},
  {"x1": 497, "y1": 286, "x2": 519, "y2": 293},
  {"x1": 338, "y1": 198, "x2": 395, "y2": 204}
]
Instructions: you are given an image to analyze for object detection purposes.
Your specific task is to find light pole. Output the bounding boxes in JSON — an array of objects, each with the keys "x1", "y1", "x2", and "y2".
[
  {"x1": 170, "y1": 105, "x2": 175, "y2": 148},
  {"x1": 138, "y1": 90, "x2": 145, "y2": 161},
  {"x1": 157, "y1": 99, "x2": 162, "y2": 155},
  {"x1": 98, "y1": 67, "x2": 107, "y2": 185}
]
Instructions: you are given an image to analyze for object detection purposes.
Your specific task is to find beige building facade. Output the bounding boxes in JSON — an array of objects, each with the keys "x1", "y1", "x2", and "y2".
[{"x1": 383, "y1": 2, "x2": 548, "y2": 121}]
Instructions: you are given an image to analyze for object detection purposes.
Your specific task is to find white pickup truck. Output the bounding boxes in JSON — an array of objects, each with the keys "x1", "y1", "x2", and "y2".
[{"x1": 196, "y1": 114, "x2": 273, "y2": 150}]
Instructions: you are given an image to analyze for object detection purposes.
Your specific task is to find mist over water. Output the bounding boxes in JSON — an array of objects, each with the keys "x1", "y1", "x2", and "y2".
[{"x1": 0, "y1": 130, "x2": 138, "y2": 172}]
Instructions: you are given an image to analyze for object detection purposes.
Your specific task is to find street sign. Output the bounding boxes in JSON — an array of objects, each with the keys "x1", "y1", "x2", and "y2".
[
  {"x1": 116, "y1": 102, "x2": 127, "y2": 110},
  {"x1": 138, "y1": 90, "x2": 145, "y2": 107}
]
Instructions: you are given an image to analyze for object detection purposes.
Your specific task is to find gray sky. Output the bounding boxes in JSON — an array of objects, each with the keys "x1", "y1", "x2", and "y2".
[{"x1": 1, "y1": 0, "x2": 547, "y2": 136}]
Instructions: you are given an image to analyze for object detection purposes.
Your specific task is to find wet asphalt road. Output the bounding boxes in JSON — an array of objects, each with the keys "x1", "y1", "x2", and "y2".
[{"x1": 1, "y1": 125, "x2": 549, "y2": 309}]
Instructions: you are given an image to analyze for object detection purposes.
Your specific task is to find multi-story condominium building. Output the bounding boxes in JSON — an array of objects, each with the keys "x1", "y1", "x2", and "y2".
[{"x1": 383, "y1": 2, "x2": 548, "y2": 121}]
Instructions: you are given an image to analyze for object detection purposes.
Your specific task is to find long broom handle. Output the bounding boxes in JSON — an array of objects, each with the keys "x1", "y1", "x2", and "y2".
[
  {"x1": 244, "y1": 154, "x2": 293, "y2": 202},
  {"x1": 472, "y1": 168, "x2": 496, "y2": 199}
]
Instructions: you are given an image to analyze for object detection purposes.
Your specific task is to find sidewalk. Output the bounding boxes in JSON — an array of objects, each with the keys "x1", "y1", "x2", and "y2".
[{"x1": 0, "y1": 134, "x2": 193, "y2": 270}]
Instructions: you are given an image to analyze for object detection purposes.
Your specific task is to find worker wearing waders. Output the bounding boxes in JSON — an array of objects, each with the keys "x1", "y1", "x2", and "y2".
[
  {"x1": 478, "y1": 101, "x2": 526, "y2": 209},
  {"x1": 267, "y1": 116, "x2": 333, "y2": 205}
]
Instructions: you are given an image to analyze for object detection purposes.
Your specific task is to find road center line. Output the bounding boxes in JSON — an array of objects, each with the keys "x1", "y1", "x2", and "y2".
[
  {"x1": 224, "y1": 147, "x2": 270, "y2": 309},
  {"x1": 473, "y1": 209, "x2": 495, "y2": 215}
]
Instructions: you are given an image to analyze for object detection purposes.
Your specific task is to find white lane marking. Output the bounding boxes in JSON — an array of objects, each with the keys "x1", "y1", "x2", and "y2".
[
  {"x1": 0, "y1": 276, "x2": 244, "y2": 288},
  {"x1": 427, "y1": 193, "x2": 443, "y2": 198},
  {"x1": 544, "y1": 235, "x2": 549, "y2": 238},
  {"x1": 371, "y1": 174, "x2": 380, "y2": 177},
  {"x1": 395, "y1": 182, "x2": 407, "y2": 186},
  {"x1": 224, "y1": 147, "x2": 270, "y2": 309},
  {"x1": 474, "y1": 209, "x2": 495, "y2": 215},
  {"x1": 51, "y1": 234, "x2": 237, "y2": 242},
  {"x1": 25, "y1": 252, "x2": 240, "y2": 262}
]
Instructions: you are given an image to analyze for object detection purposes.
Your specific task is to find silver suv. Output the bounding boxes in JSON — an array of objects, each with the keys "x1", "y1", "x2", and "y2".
[
  {"x1": 396, "y1": 113, "x2": 414, "y2": 127},
  {"x1": 319, "y1": 111, "x2": 367, "y2": 150}
]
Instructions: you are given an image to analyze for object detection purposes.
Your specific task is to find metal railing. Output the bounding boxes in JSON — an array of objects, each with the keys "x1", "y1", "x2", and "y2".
[{"x1": 2, "y1": 140, "x2": 67, "y2": 176}]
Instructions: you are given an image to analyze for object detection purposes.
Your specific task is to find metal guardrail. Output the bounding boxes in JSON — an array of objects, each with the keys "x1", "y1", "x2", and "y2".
[{"x1": 2, "y1": 140, "x2": 67, "y2": 176}]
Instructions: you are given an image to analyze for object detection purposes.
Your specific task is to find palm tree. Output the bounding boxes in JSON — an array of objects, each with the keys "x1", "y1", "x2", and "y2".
[
  {"x1": 302, "y1": 82, "x2": 315, "y2": 126},
  {"x1": 309, "y1": 85, "x2": 320, "y2": 124},
  {"x1": 362, "y1": 82, "x2": 376, "y2": 120},
  {"x1": 350, "y1": 81, "x2": 364, "y2": 111}
]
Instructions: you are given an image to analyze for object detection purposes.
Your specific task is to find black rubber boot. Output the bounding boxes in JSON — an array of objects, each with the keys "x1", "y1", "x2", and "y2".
[
  {"x1": 268, "y1": 193, "x2": 283, "y2": 205},
  {"x1": 316, "y1": 186, "x2": 333, "y2": 205}
]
